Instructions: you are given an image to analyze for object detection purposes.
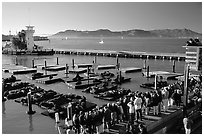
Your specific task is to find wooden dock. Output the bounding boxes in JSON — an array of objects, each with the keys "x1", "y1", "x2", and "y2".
[
  {"x1": 77, "y1": 63, "x2": 93, "y2": 68},
  {"x1": 54, "y1": 49, "x2": 186, "y2": 61},
  {"x1": 12, "y1": 68, "x2": 37, "y2": 75},
  {"x1": 97, "y1": 65, "x2": 116, "y2": 70},
  {"x1": 121, "y1": 67, "x2": 142, "y2": 73},
  {"x1": 45, "y1": 66, "x2": 65, "y2": 71},
  {"x1": 68, "y1": 68, "x2": 87, "y2": 74},
  {"x1": 36, "y1": 77, "x2": 64, "y2": 84},
  {"x1": 142, "y1": 71, "x2": 183, "y2": 79},
  {"x1": 66, "y1": 80, "x2": 101, "y2": 89},
  {"x1": 31, "y1": 73, "x2": 58, "y2": 80}
]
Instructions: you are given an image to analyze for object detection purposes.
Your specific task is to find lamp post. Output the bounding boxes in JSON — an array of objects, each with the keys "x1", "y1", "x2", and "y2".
[{"x1": 183, "y1": 64, "x2": 189, "y2": 117}]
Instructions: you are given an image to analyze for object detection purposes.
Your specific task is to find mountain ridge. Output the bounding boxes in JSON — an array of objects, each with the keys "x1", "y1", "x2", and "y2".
[{"x1": 51, "y1": 28, "x2": 201, "y2": 38}]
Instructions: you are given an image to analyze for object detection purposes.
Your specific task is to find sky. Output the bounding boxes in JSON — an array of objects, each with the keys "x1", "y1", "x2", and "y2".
[{"x1": 2, "y1": 1, "x2": 202, "y2": 36}]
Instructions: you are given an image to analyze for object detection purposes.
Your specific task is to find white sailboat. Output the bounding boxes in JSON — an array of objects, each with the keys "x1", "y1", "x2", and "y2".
[{"x1": 99, "y1": 39, "x2": 104, "y2": 44}]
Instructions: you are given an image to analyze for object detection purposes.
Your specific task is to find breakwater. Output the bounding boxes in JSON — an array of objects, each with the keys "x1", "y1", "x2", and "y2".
[
  {"x1": 2, "y1": 49, "x2": 186, "y2": 61},
  {"x1": 54, "y1": 49, "x2": 185, "y2": 61}
]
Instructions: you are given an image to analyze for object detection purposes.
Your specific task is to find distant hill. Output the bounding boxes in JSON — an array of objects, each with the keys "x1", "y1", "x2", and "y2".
[
  {"x1": 50, "y1": 28, "x2": 201, "y2": 38},
  {"x1": 2, "y1": 35, "x2": 49, "y2": 41},
  {"x1": 2, "y1": 35, "x2": 13, "y2": 41}
]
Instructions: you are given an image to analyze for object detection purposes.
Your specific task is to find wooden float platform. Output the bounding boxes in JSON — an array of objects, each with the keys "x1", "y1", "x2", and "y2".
[
  {"x1": 65, "y1": 77, "x2": 101, "y2": 83},
  {"x1": 12, "y1": 68, "x2": 37, "y2": 75},
  {"x1": 142, "y1": 71, "x2": 183, "y2": 79},
  {"x1": 36, "y1": 77, "x2": 63, "y2": 84},
  {"x1": 31, "y1": 73, "x2": 58, "y2": 80},
  {"x1": 45, "y1": 66, "x2": 66, "y2": 71},
  {"x1": 121, "y1": 67, "x2": 142, "y2": 73},
  {"x1": 77, "y1": 63, "x2": 93, "y2": 68},
  {"x1": 97, "y1": 65, "x2": 116, "y2": 70},
  {"x1": 68, "y1": 68, "x2": 87, "y2": 74},
  {"x1": 66, "y1": 80, "x2": 101, "y2": 89}
]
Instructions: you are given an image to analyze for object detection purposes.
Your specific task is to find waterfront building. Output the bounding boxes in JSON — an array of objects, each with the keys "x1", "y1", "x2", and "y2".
[
  {"x1": 24, "y1": 26, "x2": 35, "y2": 51},
  {"x1": 183, "y1": 38, "x2": 202, "y2": 71}
]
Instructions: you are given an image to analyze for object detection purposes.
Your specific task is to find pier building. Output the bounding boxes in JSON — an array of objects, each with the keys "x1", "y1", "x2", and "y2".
[
  {"x1": 183, "y1": 38, "x2": 202, "y2": 71},
  {"x1": 25, "y1": 26, "x2": 35, "y2": 51}
]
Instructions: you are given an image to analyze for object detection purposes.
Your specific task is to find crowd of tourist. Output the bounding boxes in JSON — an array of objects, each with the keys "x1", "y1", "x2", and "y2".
[{"x1": 65, "y1": 75, "x2": 201, "y2": 134}]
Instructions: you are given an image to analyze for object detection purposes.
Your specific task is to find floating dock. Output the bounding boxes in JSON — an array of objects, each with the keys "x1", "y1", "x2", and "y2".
[
  {"x1": 45, "y1": 66, "x2": 65, "y2": 71},
  {"x1": 12, "y1": 68, "x2": 37, "y2": 75},
  {"x1": 121, "y1": 67, "x2": 142, "y2": 73},
  {"x1": 97, "y1": 65, "x2": 116, "y2": 70},
  {"x1": 66, "y1": 81, "x2": 101, "y2": 89},
  {"x1": 68, "y1": 68, "x2": 87, "y2": 74},
  {"x1": 36, "y1": 77, "x2": 63, "y2": 84},
  {"x1": 142, "y1": 71, "x2": 183, "y2": 79},
  {"x1": 77, "y1": 63, "x2": 93, "y2": 68},
  {"x1": 31, "y1": 73, "x2": 58, "y2": 80}
]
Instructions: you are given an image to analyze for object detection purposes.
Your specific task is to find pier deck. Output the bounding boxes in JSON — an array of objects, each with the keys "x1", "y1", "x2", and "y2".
[
  {"x1": 97, "y1": 65, "x2": 116, "y2": 70},
  {"x1": 142, "y1": 71, "x2": 183, "y2": 79},
  {"x1": 121, "y1": 67, "x2": 142, "y2": 73},
  {"x1": 54, "y1": 49, "x2": 186, "y2": 61}
]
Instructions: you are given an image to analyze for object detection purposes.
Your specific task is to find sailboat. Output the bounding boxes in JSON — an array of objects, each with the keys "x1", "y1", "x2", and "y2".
[{"x1": 99, "y1": 39, "x2": 104, "y2": 44}]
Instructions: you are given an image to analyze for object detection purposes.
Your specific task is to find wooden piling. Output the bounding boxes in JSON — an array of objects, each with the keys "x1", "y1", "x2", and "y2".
[
  {"x1": 56, "y1": 57, "x2": 59, "y2": 65},
  {"x1": 26, "y1": 91, "x2": 35, "y2": 114},
  {"x1": 154, "y1": 74, "x2": 157, "y2": 90},
  {"x1": 32, "y1": 59, "x2": 35, "y2": 68},
  {"x1": 72, "y1": 59, "x2": 75, "y2": 69},
  {"x1": 55, "y1": 112, "x2": 60, "y2": 123},
  {"x1": 147, "y1": 66, "x2": 150, "y2": 78},
  {"x1": 15, "y1": 56, "x2": 18, "y2": 65},
  {"x1": 172, "y1": 60, "x2": 176, "y2": 73},
  {"x1": 65, "y1": 64, "x2": 69, "y2": 77},
  {"x1": 143, "y1": 60, "x2": 147, "y2": 69}
]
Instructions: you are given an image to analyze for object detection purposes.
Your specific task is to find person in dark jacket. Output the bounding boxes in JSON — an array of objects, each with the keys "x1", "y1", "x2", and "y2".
[{"x1": 103, "y1": 106, "x2": 111, "y2": 132}]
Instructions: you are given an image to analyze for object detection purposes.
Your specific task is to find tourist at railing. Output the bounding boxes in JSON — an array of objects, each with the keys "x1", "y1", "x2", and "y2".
[
  {"x1": 151, "y1": 91, "x2": 159, "y2": 115},
  {"x1": 102, "y1": 105, "x2": 111, "y2": 132},
  {"x1": 161, "y1": 87, "x2": 169, "y2": 112},
  {"x1": 78, "y1": 111, "x2": 85, "y2": 133},
  {"x1": 72, "y1": 112, "x2": 80, "y2": 134},
  {"x1": 134, "y1": 93, "x2": 143, "y2": 122},
  {"x1": 117, "y1": 98, "x2": 125, "y2": 122},
  {"x1": 127, "y1": 97, "x2": 135, "y2": 131},
  {"x1": 143, "y1": 92, "x2": 150, "y2": 115}
]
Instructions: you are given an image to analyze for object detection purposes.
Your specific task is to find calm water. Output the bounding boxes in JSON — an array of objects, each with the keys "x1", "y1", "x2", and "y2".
[
  {"x1": 2, "y1": 38, "x2": 186, "y2": 134},
  {"x1": 35, "y1": 37, "x2": 187, "y2": 53}
]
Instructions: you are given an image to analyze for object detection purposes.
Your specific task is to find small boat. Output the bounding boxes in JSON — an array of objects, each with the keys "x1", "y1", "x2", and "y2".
[
  {"x1": 99, "y1": 39, "x2": 104, "y2": 44},
  {"x1": 140, "y1": 81, "x2": 168, "y2": 90}
]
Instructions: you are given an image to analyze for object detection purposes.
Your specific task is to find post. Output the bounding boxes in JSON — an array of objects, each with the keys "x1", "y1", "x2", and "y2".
[
  {"x1": 143, "y1": 60, "x2": 147, "y2": 69},
  {"x1": 154, "y1": 74, "x2": 157, "y2": 90},
  {"x1": 87, "y1": 66, "x2": 90, "y2": 84},
  {"x1": 172, "y1": 60, "x2": 176, "y2": 73},
  {"x1": 183, "y1": 65, "x2": 189, "y2": 117},
  {"x1": 65, "y1": 64, "x2": 69, "y2": 77},
  {"x1": 15, "y1": 56, "x2": 18, "y2": 65},
  {"x1": 147, "y1": 66, "x2": 149, "y2": 78},
  {"x1": 72, "y1": 59, "x2": 75, "y2": 69},
  {"x1": 119, "y1": 70, "x2": 122, "y2": 82},
  {"x1": 44, "y1": 60, "x2": 47, "y2": 75},
  {"x1": 94, "y1": 56, "x2": 97, "y2": 64},
  {"x1": 32, "y1": 59, "x2": 35, "y2": 68},
  {"x1": 56, "y1": 57, "x2": 59, "y2": 65},
  {"x1": 67, "y1": 103, "x2": 72, "y2": 120},
  {"x1": 26, "y1": 91, "x2": 36, "y2": 114},
  {"x1": 116, "y1": 55, "x2": 119, "y2": 68},
  {"x1": 55, "y1": 112, "x2": 60, "y2": 123}
]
